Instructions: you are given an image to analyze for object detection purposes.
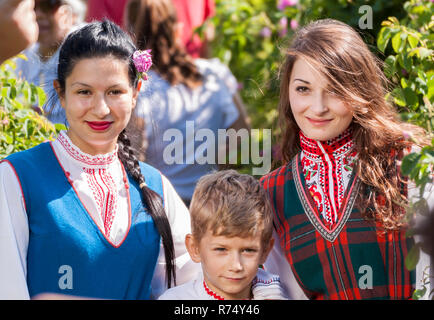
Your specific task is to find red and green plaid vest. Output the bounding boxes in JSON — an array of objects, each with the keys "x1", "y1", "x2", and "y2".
[{"x1": 260, "y1": 154, "x2": 415, "y2": 300}]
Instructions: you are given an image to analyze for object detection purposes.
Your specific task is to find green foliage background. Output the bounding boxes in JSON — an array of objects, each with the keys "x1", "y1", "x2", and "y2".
[{"x1": 0, "y1": 57, "x2": 65, "y2": 159}]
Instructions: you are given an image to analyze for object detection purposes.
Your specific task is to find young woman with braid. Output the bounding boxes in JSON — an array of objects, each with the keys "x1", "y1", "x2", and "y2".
[
  {"x1": 0, "y1": 20, "x2": 200, "y2": 299},
  {"x1": 261, "y1": 19, "x2": 432, "y2": 300},
  {"x1": 124, "y1": 0, "x2": 250, "y2": 206}
]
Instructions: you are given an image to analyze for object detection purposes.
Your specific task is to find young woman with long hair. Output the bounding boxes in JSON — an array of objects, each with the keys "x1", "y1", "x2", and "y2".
[
  {"x1": 0, "y1": 20, "x2": 199, "y2": 299},
  {"x1": 261, "y1": 19, "x2": 431, "y2": 300}
]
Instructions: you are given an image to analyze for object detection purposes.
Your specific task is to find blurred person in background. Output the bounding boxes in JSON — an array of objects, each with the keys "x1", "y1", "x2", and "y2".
[
  {"x1": 171, "y1": 0, "x2": 215, "y2": 58},
  {"x1": 0, "y1": 0, "x2": 39, "y2": 65},
  {"x1": 14, "y1": 0, "x2": 87, "y2": 124},
  {"x1": 124, "y1": 0, "x2": 250, "y2": 206},
  {"x1": 85, "y1": 0, "x2": 128, "y2": 27}
]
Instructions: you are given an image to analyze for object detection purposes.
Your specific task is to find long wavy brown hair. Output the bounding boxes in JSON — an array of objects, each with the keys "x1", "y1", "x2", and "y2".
[
  {"x1": 124, "y1": 0, "x2": 203, "y2": 89},
  {"x1": 278, "y1": 19, "x2": 428, "y2": 230}
]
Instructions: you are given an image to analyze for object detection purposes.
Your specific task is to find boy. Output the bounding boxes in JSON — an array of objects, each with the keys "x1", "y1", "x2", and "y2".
[{"x1": 159, "y1": 170, "x2": 287, "y2": 300}]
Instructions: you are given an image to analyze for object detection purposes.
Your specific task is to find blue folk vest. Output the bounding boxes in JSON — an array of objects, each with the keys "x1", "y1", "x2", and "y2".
[{"x1": 6, "y1": 142, "x2": 163, "y2": 299}]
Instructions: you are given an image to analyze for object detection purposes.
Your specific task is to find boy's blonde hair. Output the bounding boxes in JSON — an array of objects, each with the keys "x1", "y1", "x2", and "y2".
[{"x1": 189, "y1": 170, "x2": 274, "y2": 248}]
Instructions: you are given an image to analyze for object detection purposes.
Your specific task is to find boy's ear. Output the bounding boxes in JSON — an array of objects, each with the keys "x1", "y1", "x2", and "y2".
[
  {"x1": 259, "y1": 237, "x2": 275, "y2": 265},
  {"x1": 185, "y1": 234, "x2": 201, "y2": 263}
]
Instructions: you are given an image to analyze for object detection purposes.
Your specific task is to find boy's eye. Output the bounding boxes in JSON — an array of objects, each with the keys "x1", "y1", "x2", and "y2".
[
  {"x1": 243, "y1": 248, "x2": 258, "y2": 253},
  {"x1": 214, "y1": 247, "x2": 227, "y2": 252}
]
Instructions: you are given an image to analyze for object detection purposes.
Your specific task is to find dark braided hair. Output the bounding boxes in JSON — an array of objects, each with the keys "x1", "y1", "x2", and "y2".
[
  {"x1": 117, "y1": 130, "x2": 176, "y2": 287},
  {"x1": 55, "y1": 20, "x2": 176, "y2": 287},
  {"x1": 124, "y1": 0, "x2": 203, "y2": 89}
]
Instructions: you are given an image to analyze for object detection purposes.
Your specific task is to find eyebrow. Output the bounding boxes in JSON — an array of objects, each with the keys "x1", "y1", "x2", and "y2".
[
  {"x1": 71, "y1": 82, "x2": 125, "y2": 88},
  {"x1": 71, "y1": 82, "x2": 91, "y2": 87},
  {"x1": 293, "y1": 78, "x2": 310, "y2": 84}
]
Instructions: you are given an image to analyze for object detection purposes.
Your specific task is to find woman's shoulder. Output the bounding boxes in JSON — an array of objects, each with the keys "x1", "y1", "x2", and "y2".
[
  {"x1": 137, "y1": 161, "x2": 164, "y2": 186},
  {"x1": 259, "y1": 161, "x2": 294, "y2": 189},
  {"x1": 3, "y1": 142, "x2": 52, "y2": 165}
]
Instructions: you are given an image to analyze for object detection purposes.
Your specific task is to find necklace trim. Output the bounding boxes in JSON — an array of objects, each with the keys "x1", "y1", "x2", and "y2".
[
  {"x1": 57, "y1": 131, "x2": 118, "y2": 167},
  {"x1": 203, "y1": 280, "x2": 225, "y2": 300}
]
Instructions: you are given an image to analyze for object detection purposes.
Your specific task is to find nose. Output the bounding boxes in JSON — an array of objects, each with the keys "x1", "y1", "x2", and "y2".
[
  {"x1": 92, "y1": 93, "x2": 111, "y2": 118},
  {"x1": 228, "y1": 252, "x2": 244, "y2": 272},
  {"x1": 310, "y1": 91, "x2": 330, "y2": 115}
]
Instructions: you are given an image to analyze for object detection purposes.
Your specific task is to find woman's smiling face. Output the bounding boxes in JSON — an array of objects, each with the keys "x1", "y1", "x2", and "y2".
[
  {"x1": 56, "y1": 56, "x2": 138, "y2": 155},
  {"x1": 288, "y1": 57, "x2": 353, "y2": 141}
]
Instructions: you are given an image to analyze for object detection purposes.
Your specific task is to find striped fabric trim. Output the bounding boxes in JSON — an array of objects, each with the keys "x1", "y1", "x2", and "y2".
[{"x1": 292, "y1": 155, "x2": 361, "y2": 242}]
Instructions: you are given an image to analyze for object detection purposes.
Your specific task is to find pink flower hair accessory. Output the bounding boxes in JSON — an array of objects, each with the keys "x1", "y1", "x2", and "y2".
[{"x1": 132, "y1": 49, "x2": 153, "y2": 80}]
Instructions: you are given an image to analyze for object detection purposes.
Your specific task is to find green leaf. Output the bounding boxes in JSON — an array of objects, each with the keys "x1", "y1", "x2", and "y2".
[
  {"x1": 392, "y1": 87, "x2": 406, "y2": 106},
  {"x1": 384, "y1": 55, "x2": 396, "y2": 77},
  {"x1": 54, "y1": 123, "x2": 67, "y2": 132},
  {"x1": 377, "y1": 27, "x2": 392, "y2": 53},
  {"x1": 401, "y1": 152, "x2": 422, "y2": 176},
  {"x1": 402, "y1": 54, "x2": 412, "y2": 71},
  {"x1": 403, "y1": 87, "x2": 419, "y2": 107},
  {"x1": 36, "y1": 86, "x2": 46, "y2": 106},
  {"x1": 9, "y1": 86, "x2": 17, "y2": 100},
  {"x1": 408, "y1": 34, "x2": 419, "y2": 48},
  {"x1": 391, "y1": 31, "x2": 407, "y2": 53},
  {"x1": 388, "y1": 16, "x2": 400, "y2": 26},
  {"x1": 405, "y1": 243, "x2": 420, "y2": 271},
  {"x1": 412, "y1": 287, "x2": 427, "y2": 300}
]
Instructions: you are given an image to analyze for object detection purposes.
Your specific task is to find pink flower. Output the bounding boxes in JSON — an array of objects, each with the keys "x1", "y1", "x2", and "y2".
[
  {"x1": 260, "y1": 27, "x2": 272, "y2": 38},
  {"x1": 278, "y1": 17, "x2": 287, "y2": 37},
  {"x1": 277, "y1": 0, "x2": 298, "y2": 11},
  {"x1": 402, "y1": 130, "x2": 412, "y2": 140},
  {"x1": 290, "y1": 19, "x2": 299, "y2": 30},
  {"x1": 132, "y1": 50, "x2": 153, "y2": 74}
]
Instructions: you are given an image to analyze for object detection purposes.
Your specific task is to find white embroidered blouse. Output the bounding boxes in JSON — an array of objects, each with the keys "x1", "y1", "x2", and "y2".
[{"x1": 0, "y1": 131, "x2": 201, "y2": 299}]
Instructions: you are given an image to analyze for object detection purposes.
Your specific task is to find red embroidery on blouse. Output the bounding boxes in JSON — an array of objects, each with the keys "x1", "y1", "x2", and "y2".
[
  {"x1": 84, "y1": 167, "x2": 118, "y2": 237},
  {"x1": 300, "y1": 128, "x2": 357, "y2": 227},
  {"x1": 57, "y1": 132, "x2": 117, "y2": 166}
]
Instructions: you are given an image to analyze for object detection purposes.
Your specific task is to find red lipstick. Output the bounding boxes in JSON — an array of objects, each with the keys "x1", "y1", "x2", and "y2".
[
  {"x1": 307, "y1": 117, "x2": 332, "y2": 126},
  {"x1": 86, "y1": 121, "x2": 113, "y2": 131}
]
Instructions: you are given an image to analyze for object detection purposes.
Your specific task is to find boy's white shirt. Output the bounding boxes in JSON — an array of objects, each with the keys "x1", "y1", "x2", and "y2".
[{"x1": 158, "y1": 268, "x2": 288, "y2": 300}]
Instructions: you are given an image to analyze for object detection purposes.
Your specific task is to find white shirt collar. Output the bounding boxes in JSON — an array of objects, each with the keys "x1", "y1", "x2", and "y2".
[{"x1": 55, "y1": 131, "x2": 119, "y2": 169}]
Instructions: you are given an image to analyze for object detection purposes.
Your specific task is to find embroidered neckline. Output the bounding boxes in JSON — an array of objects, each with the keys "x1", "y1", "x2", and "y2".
[
  {"x1": 203, "y1": 280, "x2": 225, "y2": 300},
  {"x1": 57, "y1": 131, "x2": 118, "y2": 167},
  {"x1": 300, "y1": 128, "x2": 354, "y2": 161},
  {"x1": 49, "y1": 141, "x2": 132, "y2": 249},
  {"x1": 293, "y1": 154, "x2": 361, "y2": 242},
  {"x1": 203, "y1": 280, "x2": 253, "y2": 300}
]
